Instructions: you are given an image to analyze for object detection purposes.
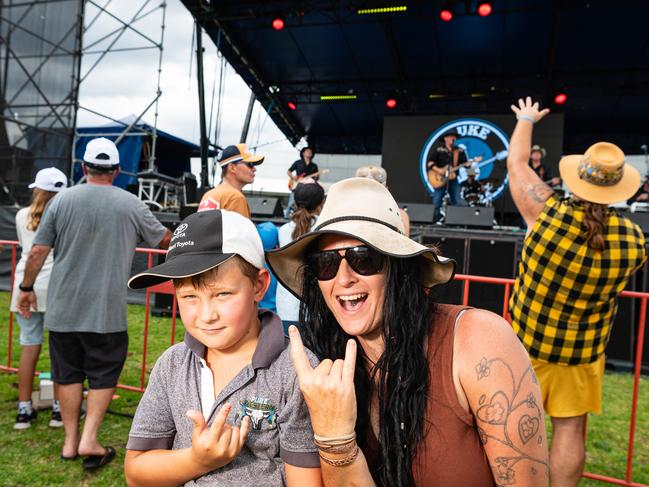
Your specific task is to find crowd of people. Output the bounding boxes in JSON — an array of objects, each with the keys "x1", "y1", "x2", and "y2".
[{"x1": 6, "y1": 96, "x2": 646, "y2": 487}]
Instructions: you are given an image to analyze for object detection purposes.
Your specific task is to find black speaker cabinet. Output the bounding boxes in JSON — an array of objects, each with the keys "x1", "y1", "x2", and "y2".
[
  {"x1": 445, "y1": 206, "x2": 495, "y2": 228},
  {"x1": 180, "y1": 204, "x2": 199, "y2": 220},
  {"x1": 248, "y1": 196, "x2": 283, "y2": 217},
  {"x1": 467, "y1": 239, "x2": 517, "y2": 315},
  {"x1": 400, "y1": 203, "x2": 435, "y2": 224},
  {"x1": 426, "y1": 237, "x2": 466, "y2": 305}
]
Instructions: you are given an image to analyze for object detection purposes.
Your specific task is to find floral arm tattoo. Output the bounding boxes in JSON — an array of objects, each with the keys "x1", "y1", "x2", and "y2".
[{"x1": 474, "y1": 357, "x2": 549, "y2": 486}]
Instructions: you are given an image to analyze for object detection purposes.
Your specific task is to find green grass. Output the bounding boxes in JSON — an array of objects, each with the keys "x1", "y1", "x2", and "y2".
[{"x1": 0, "y1": 291, "x2": 647, "y2": 486}]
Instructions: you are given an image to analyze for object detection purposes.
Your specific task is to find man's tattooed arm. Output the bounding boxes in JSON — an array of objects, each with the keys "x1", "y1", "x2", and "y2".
[{"x1": 455, "y1": 309, "x2": 549, "y2": 487}]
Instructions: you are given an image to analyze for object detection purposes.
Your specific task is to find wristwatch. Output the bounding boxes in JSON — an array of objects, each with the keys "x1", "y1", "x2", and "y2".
[{"x1": 19, "y1": 283, "x2": 34, "y2": 292}]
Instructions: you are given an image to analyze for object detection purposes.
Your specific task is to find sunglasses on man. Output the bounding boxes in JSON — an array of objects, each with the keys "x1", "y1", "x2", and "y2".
[
  {"x1": 307, "y1": 246, "x2": 385, "y2": 281},
  {"x1": 234, "y1": 161, "x2": 256, "y2": 169}
]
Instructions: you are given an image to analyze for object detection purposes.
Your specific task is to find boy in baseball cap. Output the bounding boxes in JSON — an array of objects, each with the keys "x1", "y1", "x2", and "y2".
[{"x1": 124, "y1": 209, "x2": 321, "y2": 486}]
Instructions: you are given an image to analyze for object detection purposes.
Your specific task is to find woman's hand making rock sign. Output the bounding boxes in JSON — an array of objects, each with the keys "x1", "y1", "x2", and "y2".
[{"x1": 288, "y1": 325, "x2": 358, "y2": 437}]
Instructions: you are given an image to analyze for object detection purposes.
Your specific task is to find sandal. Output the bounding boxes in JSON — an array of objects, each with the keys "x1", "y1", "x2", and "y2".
[{"x1": 82, "y1": 446, "x2": 116, "y2": 470}]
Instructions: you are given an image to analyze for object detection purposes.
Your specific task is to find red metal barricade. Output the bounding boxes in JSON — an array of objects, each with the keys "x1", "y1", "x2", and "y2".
[{"x1": 0, "y1": 241, "x2": 646, "y2": 486}]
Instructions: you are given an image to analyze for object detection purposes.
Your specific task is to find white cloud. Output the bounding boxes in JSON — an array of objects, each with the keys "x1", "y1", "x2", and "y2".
[{"x1": 77, "y1": 0, "x2": 299, "y2": 192}]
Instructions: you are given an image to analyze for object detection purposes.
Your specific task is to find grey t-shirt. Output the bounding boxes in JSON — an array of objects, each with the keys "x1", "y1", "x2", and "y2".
[
  {"x1": 34, "y1": 184, "x2": 167, "y2": 333},
  {"x1": 127, "y1": 311, "x2": 320, "y2": 486}
]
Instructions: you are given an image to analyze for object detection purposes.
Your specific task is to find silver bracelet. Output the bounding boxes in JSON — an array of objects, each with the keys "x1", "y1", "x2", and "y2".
[{"x1": 518, "y1": 115, "x2": 535, "y2": 124}]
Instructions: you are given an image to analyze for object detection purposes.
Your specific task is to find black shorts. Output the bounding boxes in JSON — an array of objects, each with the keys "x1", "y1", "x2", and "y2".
[{"x1": 49, "y1": 331, "x2": 128, "y2": 389}]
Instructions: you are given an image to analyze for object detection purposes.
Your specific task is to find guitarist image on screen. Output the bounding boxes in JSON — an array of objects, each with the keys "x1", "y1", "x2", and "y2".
[
  {"x1": 427, "y1": 129, "x2": 471, "y2": 223},
  {"x1": 285, "y1": 146, "x2": 319, "y2": 217}
]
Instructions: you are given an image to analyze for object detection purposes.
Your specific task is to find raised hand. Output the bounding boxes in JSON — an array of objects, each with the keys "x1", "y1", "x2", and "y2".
[
  {"x1": 186, "y1": 403, "x2": 251, "y2": 471},
  {"x1": 510, "y1": 96, "x2": 550, "y2": 124},
  {"x1": 288, "y1": 325, "x2": 357, "y2": 437}
]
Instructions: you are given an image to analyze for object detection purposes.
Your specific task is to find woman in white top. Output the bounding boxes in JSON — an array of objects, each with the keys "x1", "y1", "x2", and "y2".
[
  {"x1": 276, "y1": 182, "x2": 325, "y2": 325},
  {"x1": 11, "y1": 167, "x2": 67, "y2": 430}
]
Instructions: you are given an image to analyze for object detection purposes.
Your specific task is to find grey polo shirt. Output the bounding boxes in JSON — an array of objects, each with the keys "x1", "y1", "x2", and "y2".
[{"x1": 127, "y1": 310, "x2": 320, "y2": 486}]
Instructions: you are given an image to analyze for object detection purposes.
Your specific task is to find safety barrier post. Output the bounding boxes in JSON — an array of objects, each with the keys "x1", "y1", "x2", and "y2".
[
  {"x1": 8, "y1": 243, "x2": 16, "y2": 368},
  {"x1": 140, "y1": 251, "x2": 153, "y2": 392},
  {"x1": 626, "y1": 295, "x2": 646, "y2": 483}
]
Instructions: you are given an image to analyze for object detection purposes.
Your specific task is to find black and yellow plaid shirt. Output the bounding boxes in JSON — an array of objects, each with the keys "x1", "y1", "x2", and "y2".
[{"x1": 510, "y1": 195, "x2": 646, "y2": 365}]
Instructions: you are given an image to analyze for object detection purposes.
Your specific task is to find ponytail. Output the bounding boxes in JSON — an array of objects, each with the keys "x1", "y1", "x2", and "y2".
[
  {"x1": 291, "y1": 207, "x2": 316, "y2": 240},
  {"x1": 582, "y1": 201, "x2": 607, "y2": 251}
]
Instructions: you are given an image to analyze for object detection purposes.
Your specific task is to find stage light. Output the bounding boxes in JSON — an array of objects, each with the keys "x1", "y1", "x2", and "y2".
[
  {"x1": 439, "y1": 1, "x2": 454, "y2": 21},
  {"x1": 320, "y1": 95, "x2": 358, "y2": 101},
  {"x1": 554, "y1": 93, "x2": 567, "y2": 105},
  {"x1": 386, "y1": 98, "x2": 397, "y2": 109},
  {"x1": 439, "y1": 8, "x2": 453, "y2": 21},
  {"x1": 477, "y1": 2, "x2": 493, "y2": 17},
  {"x1": 287, "y1": 100, "x2": 297, "y2": 110},
  {"x1": 272, "y1": 17, "x2": 284, "y2": 30},
  {"x1": 357, "y1": 5, "x2": 407, "y2": 15}
]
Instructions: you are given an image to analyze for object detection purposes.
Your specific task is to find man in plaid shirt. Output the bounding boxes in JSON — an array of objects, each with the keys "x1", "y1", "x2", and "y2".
[{"x1": 507, "y1": 97, "x2": 646, "y2": 487}]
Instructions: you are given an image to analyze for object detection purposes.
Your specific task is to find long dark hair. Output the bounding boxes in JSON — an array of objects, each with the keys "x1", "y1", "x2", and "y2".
[
  {"x1": 582, "y1": 201, "x2": 607, "y2": 251},
  {"x1": 300, "y1": 250, "x2": 435, "y2": 487}
]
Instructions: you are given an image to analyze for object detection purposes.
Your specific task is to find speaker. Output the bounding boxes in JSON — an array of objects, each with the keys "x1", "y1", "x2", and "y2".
[
  {"x1": 180, "y1": 203, "x2": 199, "y2": 220},
  {"x1": 445, "y1": 206, "x2": 494, "y2": 228},
  {"x1": 248, "y1": 196, "x2": 283, "y2": 217},
  {"x1": 400, "y1": 203, "x2": 434, "y2": 223},
  {"x1": 425, "y1": 236, "x2": 466, "y2": 305},
  {"x1": 183, "y1": 172, "x2": 198, "y2": 204}
]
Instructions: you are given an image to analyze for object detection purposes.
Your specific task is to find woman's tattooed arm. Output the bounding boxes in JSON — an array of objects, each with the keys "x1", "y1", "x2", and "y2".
[{"x1": 455, "y1": 309, "x2": 549, "y2": 486}]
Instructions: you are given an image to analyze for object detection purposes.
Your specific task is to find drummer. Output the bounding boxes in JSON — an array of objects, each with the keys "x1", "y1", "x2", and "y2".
[{"x1": 461, "y1": 168, "x2": 482, "y2": 206}]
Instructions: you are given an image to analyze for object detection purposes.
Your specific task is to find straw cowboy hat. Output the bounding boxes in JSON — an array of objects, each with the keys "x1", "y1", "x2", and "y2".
[
  {"x1": 266, "y1": 177, "x2": 455, "y2": 298},
  {"x1": 559, "y1": 142, "x2": 640, "y2": 205}
]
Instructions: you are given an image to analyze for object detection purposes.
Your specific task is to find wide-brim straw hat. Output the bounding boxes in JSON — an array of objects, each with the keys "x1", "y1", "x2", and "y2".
[
  {"x1": 559, "y1": 142, "x2": 640, "y2": 205},
  {"x1": 266, "y1": 177, "x2": 456, "y2": 298}
]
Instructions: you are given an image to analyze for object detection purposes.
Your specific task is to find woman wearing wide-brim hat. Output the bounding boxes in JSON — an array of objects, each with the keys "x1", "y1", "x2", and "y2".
[
  {"x1": 267, "y1": 177, "x2": 549, "y2": 486},
  {"x1": 507, "y1": 97, "x2": 647, "y2": 487}
]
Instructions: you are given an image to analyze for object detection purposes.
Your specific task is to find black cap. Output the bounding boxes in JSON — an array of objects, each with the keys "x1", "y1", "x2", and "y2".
[
  {"x1": 442, "y1": 129, "x2": 459, "y2": 138},
  {"x1": 128, "y1": 209, "x2": 264, "y2": 289},
  {"x1": 293, "y1": 182, "x2": 325, "y2": 211},
  {"x1": 218, "y1": 143, "x2": 264, "y2": 167}
]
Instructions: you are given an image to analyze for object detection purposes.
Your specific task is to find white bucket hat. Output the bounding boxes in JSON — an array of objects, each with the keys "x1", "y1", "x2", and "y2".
[{"x1": 266, "y1": 177, "x2": 455, "y2": 298}]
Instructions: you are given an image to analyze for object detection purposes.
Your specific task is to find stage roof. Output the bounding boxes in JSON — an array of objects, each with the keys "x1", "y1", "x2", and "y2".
[{"x1": 182, "y1": 0, "x2": 649, "y2": 155}]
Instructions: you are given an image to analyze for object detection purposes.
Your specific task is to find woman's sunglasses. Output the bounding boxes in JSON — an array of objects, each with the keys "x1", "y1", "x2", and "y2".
[{"x1": 307, "y1": 246, "x2": 385, "y2": 281}]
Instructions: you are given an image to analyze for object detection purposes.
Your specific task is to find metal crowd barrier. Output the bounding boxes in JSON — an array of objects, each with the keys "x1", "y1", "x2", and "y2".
[{"x1": 0, "y1": 240, "x2": 646, "y2": 486}]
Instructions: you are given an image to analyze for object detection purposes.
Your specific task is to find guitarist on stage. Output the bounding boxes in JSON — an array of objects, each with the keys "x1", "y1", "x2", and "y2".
[
  {"x1": 427, "y1": 129, "x2": 469, "y2": 223},
  {"x1": 285, "y1": 146, "x2": 319, "y2": 217}
]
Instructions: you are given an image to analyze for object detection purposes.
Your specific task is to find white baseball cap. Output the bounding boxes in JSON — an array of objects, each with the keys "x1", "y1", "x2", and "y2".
[
  {"x1": 83, "y1": 137, "x2": 120, "y2": 167},
  {"x1": 28, "y1": 167, "x2": 68, "y2": 192},
  {"x1": 128, "y1": 209, "x2": 265, "y2": 289}
]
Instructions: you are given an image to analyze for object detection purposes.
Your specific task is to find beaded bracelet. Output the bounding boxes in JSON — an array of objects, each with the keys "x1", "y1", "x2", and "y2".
[{"x1": 319, "y1": 445, "x2": 359, "y2": 467}]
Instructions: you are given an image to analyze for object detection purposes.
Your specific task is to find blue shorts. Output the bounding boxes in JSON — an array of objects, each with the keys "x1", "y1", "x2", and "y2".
[{"x1": 16, "y1": 312, "x2": 45, "y2": 346}]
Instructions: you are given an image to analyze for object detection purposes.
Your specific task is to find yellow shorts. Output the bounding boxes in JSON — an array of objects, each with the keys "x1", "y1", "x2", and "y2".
[{"x1": 531, "y1": 355, "x2": 605, "y2": 418}]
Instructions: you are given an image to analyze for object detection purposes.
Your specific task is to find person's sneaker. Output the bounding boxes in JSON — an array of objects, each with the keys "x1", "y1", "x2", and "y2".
[
  {"x1": 14, "y1": 408, "x2": 37, "y2": 430},
  {"x1": 49, "y1": 410, "x2": 63, "y2": 428}
]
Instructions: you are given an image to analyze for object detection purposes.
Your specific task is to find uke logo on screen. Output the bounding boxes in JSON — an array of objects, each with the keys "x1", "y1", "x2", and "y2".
[{"x1": 419, "y1": 118, "x2": 510, "y2": 200}]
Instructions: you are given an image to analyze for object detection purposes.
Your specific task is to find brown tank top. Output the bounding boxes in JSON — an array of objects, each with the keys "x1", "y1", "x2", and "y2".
[{"x1": 363, "y1": 304, "x2": 495, "y2": 486}]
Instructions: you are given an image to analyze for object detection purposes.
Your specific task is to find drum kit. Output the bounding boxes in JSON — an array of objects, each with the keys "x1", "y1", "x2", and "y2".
[{"x1": 461, "y1": 178, "x2": 497, "y2": 207}]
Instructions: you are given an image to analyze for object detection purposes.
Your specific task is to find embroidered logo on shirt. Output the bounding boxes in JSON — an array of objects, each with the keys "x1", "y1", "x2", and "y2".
[{"x1": 236, "y1": 397, "x2": 277, "y2": 430}]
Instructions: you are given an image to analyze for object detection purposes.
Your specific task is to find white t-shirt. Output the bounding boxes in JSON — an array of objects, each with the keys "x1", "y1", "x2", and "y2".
[
  {"x1": 10, "y1": 207, "x2": 55, "y2": 312},
  {"x1": 275, "y1": 217, "x2": 317, "y2": 322}
]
